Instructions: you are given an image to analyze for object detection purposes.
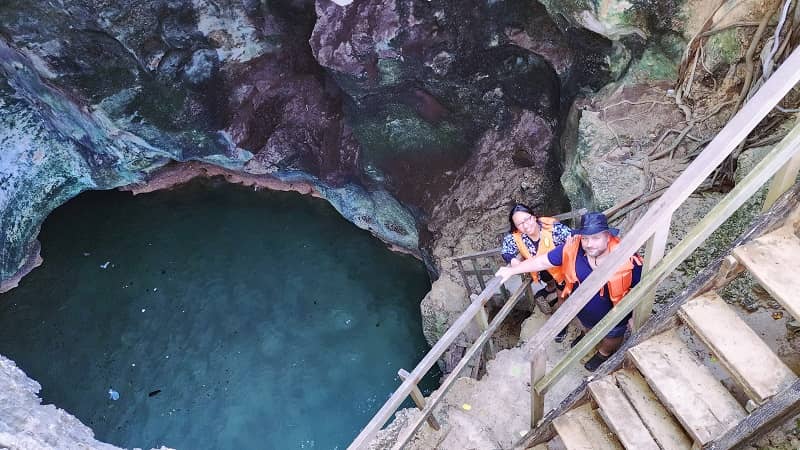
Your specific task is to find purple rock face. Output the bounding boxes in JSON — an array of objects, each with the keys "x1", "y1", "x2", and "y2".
[
  {"x1": 310, "y1": 0, "x2": 609, "y2": 212},
  {"x1": 0, "y1": 0, "x2": 611, "y2": 285}
]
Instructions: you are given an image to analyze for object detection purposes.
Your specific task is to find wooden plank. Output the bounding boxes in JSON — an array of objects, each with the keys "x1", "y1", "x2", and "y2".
[
  {"x1": 397, "y1": 369, "x2": 440, "y2": 431},
  {"x1": 732, "y1": 226, "x2": 800, "y2": 320},
  {"x1": 763, "y1": 151, "x2": 800, "y2": 211},
  {"x1": 453, "y1": 247, "x2": 502, "y2": 261},
  {"x1": 679, "y1": 291, "x2": 798, "y2": 404},
  {"x1": 634, "y1": 218, "x2": 671, "y2": 330},
  {"x1": 533, "y1": 120, "x2": 800, "y2": 395},
  {"x1": 389, "y1": 279, "x2": 531, "y2": 450},
  {"x1": 615, "y1": 369, "x2": 692, "y2": 450},
  {"x1": 704, "y1": 379, "x2": 800, "y2": 449},
  {"x1": 588, "y1": 376, "x2": 660, "y2": 450},
  {"x1": 515, "y1": 184, "x2": 800, "y2": 450},
  {"x1": 552, "y1": 403, "x2": 623, "y2": 450},
  {"x1": 710, "y1": 255, "x2": 744, "y2": 289},
  {"x1": 531, "y1": 347, "x2": 546, "y2": 428},
  {"x1": 628, "y1": 329, "x2": 746, "y2": 445}
]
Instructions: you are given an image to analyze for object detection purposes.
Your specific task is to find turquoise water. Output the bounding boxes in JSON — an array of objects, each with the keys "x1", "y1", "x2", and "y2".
[{"x1": 0, "y1": 180, "x2": 436, "y2": 449}]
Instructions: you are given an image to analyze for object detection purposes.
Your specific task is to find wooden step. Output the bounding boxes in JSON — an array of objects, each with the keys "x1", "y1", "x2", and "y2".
[
  {"x1": 679, "y1": 291, "x2": 798, "y2": 404},
  {"x1": 615, "y1": 369, "x2": 692, "y2": 450},
  {"x1": 588, "y1": 376, "x2": 660, "y2": 450},
  {"x1": 732, "y1": 226, "x2": 800, "y2": 320},
  {"x1": 627, "y1": 329, "x2": 746, "y2": 445},
  {"x1": 552, "y1": 403, "x2": 623, "y2": 450}
]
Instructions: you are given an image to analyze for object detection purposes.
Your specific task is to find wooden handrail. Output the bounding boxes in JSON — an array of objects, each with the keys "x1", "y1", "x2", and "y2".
[
  {"x1": 536, "y1": 119, "x2": 800, "y2": 393},
  {"x1": 390, "y1": 279, "x2": 531, "y2": 449},
  {"x1": 347, "y1": 276, "x2": 505, "y2": 449}
]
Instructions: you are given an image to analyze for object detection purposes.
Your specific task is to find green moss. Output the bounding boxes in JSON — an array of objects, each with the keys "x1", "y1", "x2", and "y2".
[
  {"x1": 705, "y1": 28, "x2": 741, "y2": 67},
  {"x1": 377, "y1": 58, "x2": 403, "y2": 87},
  {"x1": 623, "y1": 43, "x2": 679, "y2": 82},
  {"x1": 351, "y1": 103, "x2": 465, "y2": 158}
]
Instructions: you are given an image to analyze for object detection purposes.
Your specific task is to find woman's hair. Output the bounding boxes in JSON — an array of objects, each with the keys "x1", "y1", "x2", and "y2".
[{"x1": 508, "y1": 203, "x2": 534, "y2": 232}]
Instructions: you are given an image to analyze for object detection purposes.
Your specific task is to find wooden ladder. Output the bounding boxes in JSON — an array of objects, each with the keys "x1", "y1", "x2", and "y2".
[{"x1": 545, "y1": 218, "x2": 800, "y2": 450}]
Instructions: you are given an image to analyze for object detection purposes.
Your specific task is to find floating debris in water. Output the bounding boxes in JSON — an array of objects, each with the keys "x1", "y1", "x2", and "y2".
[
  {"x1": 108, "y1": 388, "x2": 119, "y2": 400},
  {"x1": 148, "y1": 389, "x2": 162, "y2": 397},
  {"x1": 100, "y1": 261, "x2": 110, "y2": 269},
  {"x1": 141, "y1": 308, "x2": 146, "y2": 313}
]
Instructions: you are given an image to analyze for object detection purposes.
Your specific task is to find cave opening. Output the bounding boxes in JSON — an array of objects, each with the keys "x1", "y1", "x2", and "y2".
[{"x1": 0, "y1": 179, "x2": 438, "y2": 449}]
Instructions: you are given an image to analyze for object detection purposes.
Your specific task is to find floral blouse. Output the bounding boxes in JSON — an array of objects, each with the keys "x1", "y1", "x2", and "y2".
[{"x1": 501, "y1": 221, "x2": 572, "y2": 263}]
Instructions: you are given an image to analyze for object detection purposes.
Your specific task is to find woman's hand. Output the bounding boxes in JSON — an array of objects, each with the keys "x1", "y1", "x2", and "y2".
[{"x1": 509, "y1": 257, "x2": 521, "y2": 268}]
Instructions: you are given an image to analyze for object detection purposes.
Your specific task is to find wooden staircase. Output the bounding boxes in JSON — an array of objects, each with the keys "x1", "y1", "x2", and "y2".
[{"x1": 545, "y1": 222, "x2": 800, "y2": 449}]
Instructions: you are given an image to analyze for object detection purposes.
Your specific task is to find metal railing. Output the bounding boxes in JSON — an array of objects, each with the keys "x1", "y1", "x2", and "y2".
[{"x1": 349, "y1": 47, "x2": 800, "y2": 450}]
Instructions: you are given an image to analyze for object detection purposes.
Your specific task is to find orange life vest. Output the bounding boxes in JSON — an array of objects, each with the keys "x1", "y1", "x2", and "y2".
[
  {"x1": 560, "y1": 234, "x2": 643, "y2": 305},
  {"x1": 512, "y1": 217, "x2": 566, "y2": 284}
]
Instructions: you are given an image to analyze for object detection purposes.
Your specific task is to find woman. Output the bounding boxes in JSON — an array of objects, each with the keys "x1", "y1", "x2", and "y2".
[{"x1": 501, "y1": 203, "x2": 572, "y2": 342}]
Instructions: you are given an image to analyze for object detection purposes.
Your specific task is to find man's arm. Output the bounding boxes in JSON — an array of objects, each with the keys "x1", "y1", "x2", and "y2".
[{"x1": 495, "y1": 252, "x2": 555, "y2": 282}]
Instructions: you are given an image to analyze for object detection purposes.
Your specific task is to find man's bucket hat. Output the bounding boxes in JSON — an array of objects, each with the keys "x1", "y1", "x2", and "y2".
[{"x1": 573, "y1": 212, "x2": 619, "y2": 237}]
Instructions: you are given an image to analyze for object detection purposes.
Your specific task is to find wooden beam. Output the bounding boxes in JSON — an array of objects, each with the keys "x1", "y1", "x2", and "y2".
[
  {"x1": 530, "y1": 347, "x2": 546, "y2": 428},
  {"x1": 453, "y1": 247, "x2": 502, "y2": 261},
  {"x1": 710, "y1": 255, "x2": 745, "y2": 289},
  {"x1": 763, "y1": 150, "x2": 800, "y2": 211},
  {"x1": 513, "y1": 182, "x2": 800, "y2": 449},
  {"x1": 703, "y1": 379, "x2": 800, "y2": 450},
  {"x1": 472, "y1": 294, "x2": 496, "y2": 359},
  {"x1": 398, "y1": 369, "x2": 441, "y2": 431},
  {"x1": 473, "y1": 259, "x2": 486, "y2": 291},
  {"x1": 455, "y1": 259, "x2": 473, "y2": 295},
  {"x1": 634, "y1": 217, "x2": 671, "y2": 330},
  {"x1": 389, "y1": 279, "x2": 532, "y2": 450},
  {"x1": 522, "y1": 47, "x2": 800, "y2": 362},
  {"x1": 534, "y1": 119, "x2": 800, "y2": 395}
]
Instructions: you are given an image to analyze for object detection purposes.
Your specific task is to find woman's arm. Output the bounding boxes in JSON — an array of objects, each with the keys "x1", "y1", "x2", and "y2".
[{"x1": 495, "y1": 252, "x2": 556, "y2": 282}]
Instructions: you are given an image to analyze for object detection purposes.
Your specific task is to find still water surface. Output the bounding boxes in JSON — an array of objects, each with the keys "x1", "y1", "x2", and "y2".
[{"x1": 0, "y1": 180, "x2": 436, "y2": 449}]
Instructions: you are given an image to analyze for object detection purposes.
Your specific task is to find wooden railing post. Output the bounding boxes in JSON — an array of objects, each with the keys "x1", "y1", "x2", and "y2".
[
  {"x1": 763, "y1": 150, "x2": 800, "y2": 211},
  {"x1": 633, "y1": 217, "x2": 671, "y2": 330},
  {"x1": 472, "y1": 297, "x2": 496, "y2": 359},
  {"x1": 398, "y1": 369, "x2": 441, "y2": 431},
  {"x1": 530, "y1": 345, "x2": 546, "y2": 428}
]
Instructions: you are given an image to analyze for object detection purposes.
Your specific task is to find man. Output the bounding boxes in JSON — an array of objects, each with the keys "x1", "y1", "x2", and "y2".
[{"x1": 495, "y1": 212, "x2": 643, "y2": 371}]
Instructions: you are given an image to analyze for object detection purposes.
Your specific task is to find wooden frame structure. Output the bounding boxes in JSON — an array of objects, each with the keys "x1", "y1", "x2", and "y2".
[{"x1": 349, "y1": 47, "x2": 800, "y2": 449}]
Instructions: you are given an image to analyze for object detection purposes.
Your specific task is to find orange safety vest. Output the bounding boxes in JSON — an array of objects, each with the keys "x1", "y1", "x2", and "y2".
[
  {"x1": 512, "y1": 217, "x2": 566, "y2": 284},
  {"x1": 560, "y1": 234, "x2": 643, "y2": 305}
]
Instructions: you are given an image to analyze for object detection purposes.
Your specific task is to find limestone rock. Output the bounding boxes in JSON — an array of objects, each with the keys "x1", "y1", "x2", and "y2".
[{"x1": 0, "y1": 354, "x2": 171, "y2": 450}]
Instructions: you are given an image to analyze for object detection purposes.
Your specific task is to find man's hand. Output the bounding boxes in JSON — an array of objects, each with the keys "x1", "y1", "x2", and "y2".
[{"x1": 495, "y1": 266, "x2": 515, "y2": 283}]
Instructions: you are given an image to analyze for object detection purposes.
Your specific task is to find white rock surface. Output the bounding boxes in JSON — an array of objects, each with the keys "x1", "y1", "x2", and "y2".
[{"x1": 0, "y1": 354, "x2": 172, "y2": 450}]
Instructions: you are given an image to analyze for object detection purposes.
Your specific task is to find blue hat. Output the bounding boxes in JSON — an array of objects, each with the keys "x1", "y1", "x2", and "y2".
[{"x1": 573, "y1": 212, "x2": 619, "y2": 236}]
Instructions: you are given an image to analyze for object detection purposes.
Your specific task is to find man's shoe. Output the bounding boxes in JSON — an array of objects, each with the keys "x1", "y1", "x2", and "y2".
[
  {"x1": 570, "y1": 332, "x2": 585, "y2": 348},
  {"x1": 554, "y1": 328, "x2": 568, "y2": 343},
  {"x1": 584, "y1": 351, "x2": 610, "y2": 372}
]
